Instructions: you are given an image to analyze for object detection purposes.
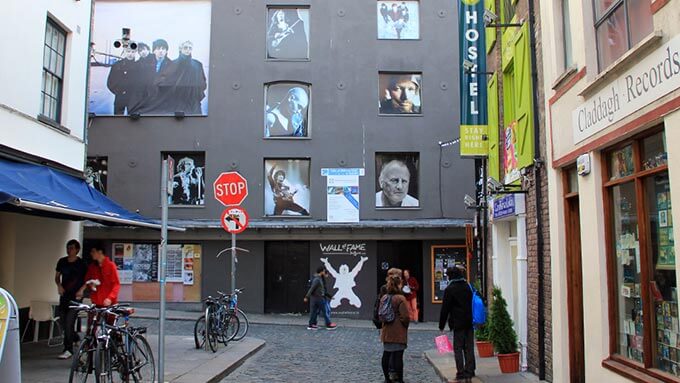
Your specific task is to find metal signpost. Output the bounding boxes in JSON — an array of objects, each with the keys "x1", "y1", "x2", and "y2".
[
  {"x1": 220, "y1": 206, "x2": 249, "y2": 292},
  {"x1": 158, "y1": 158, "x2": 171, "y2": 382}
]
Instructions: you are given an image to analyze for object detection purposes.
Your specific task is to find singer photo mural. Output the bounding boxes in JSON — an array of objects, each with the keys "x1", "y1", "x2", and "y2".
[
  {"x1": 264, "y1": 159, "x2": 311, "y2": 217},
  {"x1": 377, "y1": 1, "x2": 420, "y2": 40},
  {"x1": 265, "y1": 82, "x2": 311, "y2": 138},
  {"x1": 89, "y1": 0, "x2": 211, "y2": 116},
  {"x1": 164, "y1": 152, "x2": 205, "y2": 206},
  {"x1": 375, "y1": 152, "x2": 420, "y2": 208},
  {"x1": 266, "y1": 7, "x2": 310, "y2": 60}
]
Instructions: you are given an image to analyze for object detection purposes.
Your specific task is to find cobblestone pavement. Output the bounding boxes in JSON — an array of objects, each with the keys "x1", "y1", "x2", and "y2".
[{"x1": 133, "y1": 318, "x2": 442, "y2": 383}]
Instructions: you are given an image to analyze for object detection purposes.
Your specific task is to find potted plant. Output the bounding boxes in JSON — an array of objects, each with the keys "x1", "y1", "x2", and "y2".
[
  {"x1": 488, "y1": 286, "x2": 520, "y2": 373},
  {"x1": 472, "y1": 281, "x2": 494, "y2": 357}
]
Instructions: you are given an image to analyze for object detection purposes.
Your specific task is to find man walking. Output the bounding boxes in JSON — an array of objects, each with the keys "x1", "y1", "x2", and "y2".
[
  {"x1": 77, "y1": 244, "x2": 120, "y2": 307},
  {"x1": 438, "y1": 266, "x2": 475, "y2": 382},
  {"x1": 54, "y1": 239, "x2": 86, "y2": 359},
  {"x1": 304, "y1": 266, "x2": 336, "y2": 330}
]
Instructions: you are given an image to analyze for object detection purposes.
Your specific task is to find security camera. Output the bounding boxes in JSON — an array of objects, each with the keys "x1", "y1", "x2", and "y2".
[
  {"x1": 483, "y1": 9, "x2": 498, "y2": 25},
  {"x1": 487, "y1": 177, "x2": 503, "y2": 193},
  {"x1": 462, "y1": 59, "x2": 475, "y2": 72},
  {"x1": 464, "y1": 194, "x2": 477, "y2": 209}
]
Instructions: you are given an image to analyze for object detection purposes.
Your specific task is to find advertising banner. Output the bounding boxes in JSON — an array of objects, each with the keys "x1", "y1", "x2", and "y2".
[
  {"x1": 322, "y1": 168, "x2": 363, "y2": 223},
  {"x1": 459, "y1": 0, "x2": 488, "y2": 157}
]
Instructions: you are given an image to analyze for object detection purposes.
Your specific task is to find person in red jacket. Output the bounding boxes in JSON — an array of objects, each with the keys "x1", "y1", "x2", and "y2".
[
  {"x1": 402, "y1": 269, "x2": 419, "y2": 322},
  {"x1": 77, "y1": 244, "x2": 120, "y2": 306}
]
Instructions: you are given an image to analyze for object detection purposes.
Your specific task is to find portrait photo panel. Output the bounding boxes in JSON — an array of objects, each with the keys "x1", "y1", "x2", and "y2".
[
  {"x1": 378, "y1": 72, "x2": 422, "y2": 115},
  {"x1": 264, "y1": 159, "x2": 311, "y2": 217},
  {"x1": 377, "y1": 1, "x2": 420, "y2": 40},
  {"x1": 265, "y1": 82, "x2": 310, "y2": 138},
  {"x1": 164, "y1": 152, "x2": 205, "y2": 206},
  {"x1": 266, "y1": 7, "x2": 310, "y2": 60},
  {"x1": 86, "y1": 157, "x2": 108, "y2": 195},
  {"x1": 89, "y1": 0, "x2": 211, "y2": 116},
  {"x1": 375, "y1": 152, "x2": 420, "y2": 208}
]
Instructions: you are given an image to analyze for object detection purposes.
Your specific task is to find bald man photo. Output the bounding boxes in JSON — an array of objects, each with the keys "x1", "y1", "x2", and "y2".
[
  {"x1": 375, "y1": 155, "x2": 420, "y2": 208},
  {"x1": 265, "y1": 84, "x2": 310, "y2": 137}
]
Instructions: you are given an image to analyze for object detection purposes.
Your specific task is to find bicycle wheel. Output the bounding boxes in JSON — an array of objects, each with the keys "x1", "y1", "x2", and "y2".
[
  {"x1": 129, "y1": 334, "x2": 155, "y2": 383},
  {"x1": 94, "y1": 340, "x2": 113, "y2": 383},
  {"x1": 205, "y1": 308, "x2": 218, "y2": 353},
  {"x1": 232, "y1": 308, "x2": 249, "y2": 341},
  {"x1": 224, "y1": 313, "x2": 240, "y2": 342},
  {"x1": 69, "y1": 337, "x2": 93, "y2": 383},
  {"x1": 193, "y1": 315, "x2": 207, "y2": 349}
]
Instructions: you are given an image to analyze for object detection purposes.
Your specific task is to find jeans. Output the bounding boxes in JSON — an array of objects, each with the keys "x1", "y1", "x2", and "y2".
[
  {"x1": 308, "y1": 299, "x2": 330, "y2": 326},
  {"x1": 453, "y1": 327, "x2": 476, "y2": 379},
  {"x1": 323, "y1": 298, "x2": 332, "y2": 320},
  {"x1": 381, "y1": 350, "x2": 404, "y2": 382},
  {"x1": 58, "y1": 302, "x2": 79, "y2": 353}
]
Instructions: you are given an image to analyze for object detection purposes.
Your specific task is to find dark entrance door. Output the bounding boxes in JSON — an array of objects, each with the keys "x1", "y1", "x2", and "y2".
[
  {"x1": 566, "y1": 195, "x2": 584, "y2": 383},
  {"x1": 265, "y1": 241, "x2": 310, "y2": 314},
  {"x1": 376, "y1": 241, "x2": 423, "y2": 320}
]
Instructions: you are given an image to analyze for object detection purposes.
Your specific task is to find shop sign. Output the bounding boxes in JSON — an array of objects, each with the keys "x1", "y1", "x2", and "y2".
[
  {"x1": 573, "y1": 34, "x2": 680, "y2": 143},
  {"x1": 491, "y1": 194, "x2": 525, "y2": 221}
]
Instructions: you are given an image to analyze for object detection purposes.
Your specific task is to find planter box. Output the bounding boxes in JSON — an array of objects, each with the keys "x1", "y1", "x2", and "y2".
[
  {"x1": 475, "y1": 341, "x2": 494, "y2": 357},
  {"x1": 497, "y1": 352, "x2": 520, "y2": 373}
]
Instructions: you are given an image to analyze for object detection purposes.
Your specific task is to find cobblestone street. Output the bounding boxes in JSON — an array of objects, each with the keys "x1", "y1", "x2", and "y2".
[{"x1": 135, "y1": 318, "x2": 442, "y2": 383}]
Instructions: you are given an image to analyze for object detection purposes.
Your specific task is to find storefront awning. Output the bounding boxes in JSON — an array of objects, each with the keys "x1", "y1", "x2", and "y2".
[{"x1": 0, "y1": 158, "x2": 183, "y2": 231}]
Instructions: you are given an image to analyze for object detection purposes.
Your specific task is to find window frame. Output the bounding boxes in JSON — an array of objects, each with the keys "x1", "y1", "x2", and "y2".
[
  {"x1": 603, "y1": 126, "x2": 680, "y2": 382},
  {"x1": 41, "y1": 18, "x2": 67, "y2": 123}
]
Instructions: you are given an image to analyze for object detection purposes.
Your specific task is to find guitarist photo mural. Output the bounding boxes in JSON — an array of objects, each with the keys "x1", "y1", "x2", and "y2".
[
  {"x1": 266, "y1": 7, "x2": 309, "y2": 60},
  {"x1": 265, "y1": 159, "x2": 311, "y2": 216}
]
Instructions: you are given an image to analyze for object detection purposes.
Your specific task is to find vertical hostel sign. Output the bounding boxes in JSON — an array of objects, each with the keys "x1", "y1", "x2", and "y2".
[{"x1": 459, "y1": 0, "x2": 488, "y2": 157}]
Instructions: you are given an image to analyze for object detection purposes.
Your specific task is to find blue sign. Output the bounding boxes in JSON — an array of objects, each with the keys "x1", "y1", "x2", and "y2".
[{"x1": 493, "y1": 195, "x2": 516, "y2": 220}]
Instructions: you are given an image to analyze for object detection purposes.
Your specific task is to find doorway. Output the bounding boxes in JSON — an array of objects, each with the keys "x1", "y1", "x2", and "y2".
[
  {"x1": 376, "y1": 241, "x2": 422, "y2": 320},
  {"x1": 565, "y1": 189, "x2": 584, "y2": 382},
  {"x1": 264, "y1": 241, "x2": 310, "y2": 314}
]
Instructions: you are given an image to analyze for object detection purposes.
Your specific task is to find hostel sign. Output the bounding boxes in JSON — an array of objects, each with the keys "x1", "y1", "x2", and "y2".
[
  {"x1": 572, "y1": 35, "x2": 680, "y2": 143},
  {"x1": 459, "y1": 0, "x2": 488, "y2": 157}
]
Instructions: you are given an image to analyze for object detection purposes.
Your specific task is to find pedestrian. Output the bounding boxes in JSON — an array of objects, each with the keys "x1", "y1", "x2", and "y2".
[
  {"x1": 77, "y1": 244, "x2": 121, "y2": 307},
  {"x1": 402, "y1": 269, "x2": 419, "y2": 322},
  {"x1": 304, "y1": 266, "x2": 337, "y2": 330},
  {"x1": 379, "y1": 268, "x2": 410, "y2": 383},
  {"x1": 438, "y1": 266, "x2": 475, "y2": 382},
  {"x1": 322, "y1": 270, "x2": 334, "y2": 323},
  {"x1": 54, "y1": 239, "x2": 87, "y2": 359}
]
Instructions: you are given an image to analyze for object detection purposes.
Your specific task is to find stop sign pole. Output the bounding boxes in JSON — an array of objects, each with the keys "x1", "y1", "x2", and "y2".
[{"x1": 213, "y1": 172, "x2": 249, "y2": 294}]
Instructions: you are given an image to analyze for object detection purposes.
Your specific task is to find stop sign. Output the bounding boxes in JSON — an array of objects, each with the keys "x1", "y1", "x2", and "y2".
[{"x1": 213, "y1": 172, "x2": 248, "y2": 206}]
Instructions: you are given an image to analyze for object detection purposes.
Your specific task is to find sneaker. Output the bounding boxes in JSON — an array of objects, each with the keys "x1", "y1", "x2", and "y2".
[
  {"x1": 307, "y1": 325, "x2": 319, "y2": 330},
  {"x1": 57, "y1": 350, "x2": 72, "y2": 360},
  {"x1": 325, "y1": 323, "x2": 337, "y2": 330}
]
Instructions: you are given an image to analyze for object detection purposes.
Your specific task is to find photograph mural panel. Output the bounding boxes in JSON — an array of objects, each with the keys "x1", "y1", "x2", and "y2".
[
  {"x1": 266, "y1": 7, "x2": 310, "y2": 60},
  {"x1": 375, "y1": 152, "x2": 420, "y2": 208},
  {"x1": 377, "y1": 1, "x2": 419, "y2": 40},
  {"x1": 265, "y1": 83, "x2": 310, "y2": 138},
  {"x1": 86, "y1": 157, "x2": 108, "y2": 194},
  {"x1": 164, "y1": 152, "x2": 205, "y2": 206},
  {"x1": 378, "y1": 73, "x2": 422, "y2": 114},
  {"x1": 89, "y1": 0, "x2": 211, "y2": 116},
  {"x1": 264, "y1": 159, "x2": 311, "y2": 217}
]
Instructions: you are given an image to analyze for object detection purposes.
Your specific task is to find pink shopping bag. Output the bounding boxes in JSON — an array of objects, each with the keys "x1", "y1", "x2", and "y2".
[{"x1": 435, "y1": 334, "x2": 453, "y2": 354}]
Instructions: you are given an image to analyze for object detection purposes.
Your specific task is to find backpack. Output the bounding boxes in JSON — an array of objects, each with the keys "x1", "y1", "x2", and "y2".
[
  {"x1": 469, "y1": 284, "x2": 487, "y2": 327},
  {"x1": 378, "y1": 294, "x2": 395, "y2": 323}
]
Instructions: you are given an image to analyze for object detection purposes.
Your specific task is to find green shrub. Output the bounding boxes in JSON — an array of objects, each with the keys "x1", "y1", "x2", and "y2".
[
  {"x1": 475, "y1": 323, "x2": 490, "y2": 341},
  {"x1": 488, "y1": 286, "x2": 518, "y2": 354}
]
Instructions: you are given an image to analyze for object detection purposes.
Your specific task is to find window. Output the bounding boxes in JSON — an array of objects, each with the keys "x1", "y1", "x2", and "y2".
[
  {"x1": 164, "y1": 152, "x2": 205, "y2": 207},
  {"x1": 605, "y1": 130, "x2": 678, "y2": 377},
  {"x1": 41, "y1": 19, "x2": 66, "y2": 122},
  {"x1": 594, "y1": 0, "x2": 653, "y2": 71},
  {"x1": 562, "y1": 0, "x2": 573, "y2": 69}
]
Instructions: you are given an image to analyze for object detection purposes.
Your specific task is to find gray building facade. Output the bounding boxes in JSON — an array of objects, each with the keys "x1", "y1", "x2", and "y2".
[{"x1": 85, "y1": 0, "x2": 474, "y2": 322}]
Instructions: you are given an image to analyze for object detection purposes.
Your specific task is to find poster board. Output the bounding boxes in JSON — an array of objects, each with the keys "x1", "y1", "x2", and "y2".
[{"x1": 431, "y1": 245, "x2": 467, "y2": 303}]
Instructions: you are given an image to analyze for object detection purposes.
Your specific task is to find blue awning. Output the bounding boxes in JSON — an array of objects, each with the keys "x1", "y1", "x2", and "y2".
[{"x1": 0, "y1": 158, "x2": 183, "y2": 230}]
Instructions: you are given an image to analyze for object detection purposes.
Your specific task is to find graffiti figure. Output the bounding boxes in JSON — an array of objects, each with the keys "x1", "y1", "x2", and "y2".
[{"x1": 320, "y1": 256, "x2": 368, "y2": 308}]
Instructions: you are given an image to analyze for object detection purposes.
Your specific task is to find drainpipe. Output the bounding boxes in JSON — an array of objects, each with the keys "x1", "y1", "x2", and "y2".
[
  {"x1": 82, "y1": 0, "x2": 95, "y2": 172},
  {"x1": 527, "y1": 0, "x2": 546, "y2": 379}
]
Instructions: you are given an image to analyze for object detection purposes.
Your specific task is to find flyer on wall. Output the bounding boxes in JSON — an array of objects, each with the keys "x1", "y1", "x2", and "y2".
[{"x1": 322, "y1": 168, "x2": 363, "y2": 223}]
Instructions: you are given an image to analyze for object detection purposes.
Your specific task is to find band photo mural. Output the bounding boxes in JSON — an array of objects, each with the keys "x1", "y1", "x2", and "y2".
[
  {"x1": 265, "y1": 82, "x2": 310, "y2": 138},
  {"x1": 378, "y1": 72, "x2": 422, "y2": 114},
  {"x1": 164, "y1": 152, "x2": 205, "y2": 206},
  {"x1": 89, "y1": 0, "x2": 211, "y2": 116},
  {"x1": 377, "y1": 1, "x2": 419, "y2": 40},
  {"x1": 375, "y1": 152, "x2": 420, "y2": 208},
  {"x1": 85, "y1": 157, "x2": 108, "y2": 194},
  {"x1": 265, "y1": 159, "x2": 311, "y2": 216},
  {"x1": 266, "y1": 7, "x2": 310, "y2": 60}
]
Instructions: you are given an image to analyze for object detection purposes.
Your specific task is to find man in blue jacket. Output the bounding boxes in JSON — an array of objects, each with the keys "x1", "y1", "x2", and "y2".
[{"x1": 439, "y1": 266, "x2": 475, "y2": 382}]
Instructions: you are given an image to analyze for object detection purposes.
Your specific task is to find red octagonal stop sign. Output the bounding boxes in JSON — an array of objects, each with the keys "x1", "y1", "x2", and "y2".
[{"x1": 213, "y1": 172, "x2": 248, "y2": 206}]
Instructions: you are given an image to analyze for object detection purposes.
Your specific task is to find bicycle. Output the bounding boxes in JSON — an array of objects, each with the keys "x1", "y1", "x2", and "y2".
[
  {"x1": 218, "y1": 289, "x2": 249, "y2": 341},
  {"x1": 194, "y1": 295, "x2": 239, "y2": 352},
  {"x1": 68, "y1": 302, "x2": 155, "y2": 383}
]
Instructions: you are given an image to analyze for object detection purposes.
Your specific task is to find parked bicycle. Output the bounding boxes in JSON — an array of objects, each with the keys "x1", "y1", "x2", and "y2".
[
  {"x1": 68, "y1": 302, "x2": 155, "y2": 383},
  {"x1": 218, "y1": 289, "x2": 249, "y2": 341},
  {"x1": 194, "y1": 294, "x2": 239, "y2": 352}
]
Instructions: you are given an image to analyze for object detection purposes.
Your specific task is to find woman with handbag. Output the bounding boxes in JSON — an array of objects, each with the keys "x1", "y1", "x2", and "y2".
[{"x1": 379, "y1": 269, "x2": 411, "y2": 383}]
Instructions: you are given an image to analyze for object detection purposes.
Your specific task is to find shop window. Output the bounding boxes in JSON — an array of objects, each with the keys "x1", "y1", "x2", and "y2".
[
  {"x1": 605, "y1": 129, "x2": 678, "y2": 378},
  {"x1": 594, "y1": 0, "x2": 653, "y2": 71},
  {"x1": 567, "y1": 167, "x2": 578, "y2": 194}
]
